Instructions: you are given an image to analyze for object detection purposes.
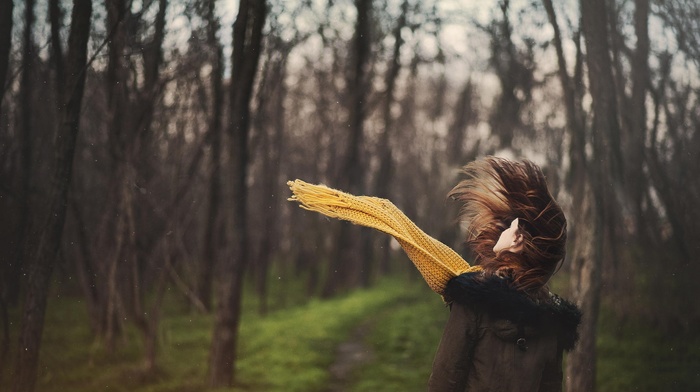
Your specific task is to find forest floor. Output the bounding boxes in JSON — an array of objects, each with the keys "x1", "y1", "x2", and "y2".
[
  {"x1": 326, "y1": 319, "x2": 376, "y2": 392},
  {"x1": 1, "y1": 276, "x2": 699, "y2": 392}
]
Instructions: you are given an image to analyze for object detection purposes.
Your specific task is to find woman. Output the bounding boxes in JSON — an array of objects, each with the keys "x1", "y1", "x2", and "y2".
[
  {"x1": 428, "y1": 157, "x2": 581, "y2": 392},
  {"x1": 287, "y1": 156, "x2": 580, "y2": 391}
]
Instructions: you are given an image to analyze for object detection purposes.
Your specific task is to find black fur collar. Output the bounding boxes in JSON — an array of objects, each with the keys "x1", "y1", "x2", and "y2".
[{"x1": 445, "y1": 272, "x2": 582, "y2": 351}]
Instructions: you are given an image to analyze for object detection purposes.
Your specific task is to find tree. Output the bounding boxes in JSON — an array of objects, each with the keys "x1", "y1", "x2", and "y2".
[
  {"x1": 485, "y1": 0, "x2": 535, "y2": 149},
  {"x1": 197, "y1": 0, "x2": 225, "y2": 313},
  {"x1": 542, "y1": 0, "x2": 586, "y2": 177},
  {"x1": 566, "y1": 0, "x2": 623, "y2": 390},
  {"x1": 0, "y1": 0, "x2": 14, "y2": 373},
  {"x1": 322, "y1": 0, "x2": 373, "y2": 297},
  {"x1": 12, "y1": 0, "x2": 92, "y2": 390},
  {"x1": 49, "y1": 0, "x2": 65, "y2": 99},
  {"x1": 644, "y1": 51, "x2": 700, "y2": 324},
  {"x1": 371, "y1": 0, "x2": 409, "y2": 276},
  {"x1": 208, "y1": 0, "x2": 267, "y2": 386},
  {"x1": 0, "y1": 0, "x2": 12, "y2": 112},
  {"x1": 101, "y1": 0, "x2": 129, "y2": 350},
  {"x1": 89, "y1": 0, "x2": 171, "y2": 364},
  {"x1": 627, "y1": 0, "x2": 650, "y2": 238},
  {"x1": 655, "y1": 0, "x2": 700, "y2": 67},
  {"x1": 12, "y1": 0, "x2": 36, "y2": 313},
  {"x1": 250, "y1": 25, "x2": 297, "y2": 315}
]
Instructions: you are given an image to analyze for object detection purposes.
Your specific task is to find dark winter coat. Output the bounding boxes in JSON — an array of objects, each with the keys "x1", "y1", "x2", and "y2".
[{"x1": 427, "y1": 272, "x2": 581, "y2": 392}]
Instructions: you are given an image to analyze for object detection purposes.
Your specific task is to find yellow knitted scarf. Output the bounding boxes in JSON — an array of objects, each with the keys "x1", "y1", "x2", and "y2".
[{"x1": 287, "y1": 180, "x2": 482, "y2": 295}]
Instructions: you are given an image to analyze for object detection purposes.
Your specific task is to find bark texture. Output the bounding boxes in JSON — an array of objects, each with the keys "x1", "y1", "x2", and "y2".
[
  {"x1": 323, "y1": 0, "x2": 372, "y2": 297},
  {"x1": 208, "y1": 0, "x2": 266, "y2": 386},
  {"x1": 0, "y1": 0, "x2": 14, "y2": 108},
  {"x1": 566, "y1": 0, "x2": 623, "y2": 390},
  {"x1": 12, "y1": 1, "x2": 92, "y2": 390}
]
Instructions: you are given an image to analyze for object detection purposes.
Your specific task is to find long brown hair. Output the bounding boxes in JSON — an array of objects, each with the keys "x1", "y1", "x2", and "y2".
[{"x1": 449, "y1": 157, "x2": 567, "y2": 295}]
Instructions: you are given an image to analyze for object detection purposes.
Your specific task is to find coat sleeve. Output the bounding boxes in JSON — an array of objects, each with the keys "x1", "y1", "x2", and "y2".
[{"x1": 427, "y1": 303, "x2": 480, "y2": 392}]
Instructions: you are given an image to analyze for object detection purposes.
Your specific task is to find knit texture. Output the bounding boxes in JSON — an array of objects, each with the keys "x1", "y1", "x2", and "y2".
[{"x1": 287, "y1": 179, "x2": 482, "y2": 295}]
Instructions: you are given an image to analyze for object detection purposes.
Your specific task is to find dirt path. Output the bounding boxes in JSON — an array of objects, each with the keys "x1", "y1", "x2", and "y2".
[{"x1": 326, "y1": 319, "x2": 376, "y2": 392}]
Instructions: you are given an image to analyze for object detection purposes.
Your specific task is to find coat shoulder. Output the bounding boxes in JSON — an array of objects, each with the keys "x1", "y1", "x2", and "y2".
[{"x1": 445, "y1": 272, "x2": 582, "y2": 351}]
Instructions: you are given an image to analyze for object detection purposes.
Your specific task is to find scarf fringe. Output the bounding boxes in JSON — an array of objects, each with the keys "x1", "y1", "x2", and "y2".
[{"x1": 287, "y1": 179, "x2": 481, "y2": 295}]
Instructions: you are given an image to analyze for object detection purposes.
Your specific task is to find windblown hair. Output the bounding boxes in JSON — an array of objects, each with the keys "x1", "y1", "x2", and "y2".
[{"x1": 449, "y1": 157, "x2": 567, "y2": 295}]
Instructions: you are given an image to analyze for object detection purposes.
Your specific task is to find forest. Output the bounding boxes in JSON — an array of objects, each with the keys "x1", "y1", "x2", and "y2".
[{"x1": 0, "y1": 0, "x2": 699, "y2": 391}]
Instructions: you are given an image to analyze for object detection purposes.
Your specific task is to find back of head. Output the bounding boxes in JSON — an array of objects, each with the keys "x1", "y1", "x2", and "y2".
[{"x1": 449, "y1": 157, "x2": 567, "y2": 294}]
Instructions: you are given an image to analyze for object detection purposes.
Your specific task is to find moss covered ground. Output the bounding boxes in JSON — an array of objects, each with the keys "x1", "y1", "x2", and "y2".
[{"x1": 1, "y1": 277, "x2": 698, "y2": 391}]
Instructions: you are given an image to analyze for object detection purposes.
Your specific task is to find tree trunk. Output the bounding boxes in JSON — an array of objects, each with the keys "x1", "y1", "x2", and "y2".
[
  {"x1": 323, "y1": 0, "x2": 372, "y2": 297},
  {"x1": 208, "y1": 0, "x2": 266, "y2": 387},
  {"x1": 0, "y1": 294, "x2": 8, "y2": 379},
  {"x1": 69, "y1": 199, "x2": 102, "y2": 334},
  {"x1": 198, "y1": 0, "x2": 224, "y2": 313},
  {"x1": 446, "y1": 82, "x2": 477, "y2": 166},
  {"x1": 0, "y1": 0, "x2": 13, "y2": 112},
  {"x1": 0, "y1": 0, "x2": 15, "y2": 374},
  {"x1": 488, "y1": 0, "x2": 523, "y2": 149},
  {"x1": 646, "y1": 68, "x2": 691, "y2": 260},
  {"x1": 581, "y1": 0, "x2": 624, "y2": 183},
  {"x1": 254, "y1": 55, "x2": 287, "y2": 315},
  {"x1": 564, "y1": 183, "x2": 600, "y2": 392},
  {"x1": 542, "y1": 0, "x2": 586, "y2": 180},
  {"x1": 567, "y1": 0, "x2": 622, "y2": 390},
  {"x1": 542, "y1": 6, "x2": 593, "y2": 359},
  {"x1": 12, "y1": 1, "x2": 92, "y2": 391},
  {"x1": 49, "y1": 0, "x2": 65, "y2": 99},
  {"x1": 127, "y1": 0, "x2": 168, "y2": 370},
  {"x1": 143, "y1": 244, "x2": 169, "y2": 372},
  {"x1": 100, "y1": 0, "x2": 168, "y2": 359},
  {"x1": 11, "y1": 0, "x2": 36, "y2": 311},
  {"x1": 627, "y1": 0, "x2": 650, "y2": 234},
  {"x1": 102, "y1": 0, "x2": 129, "y2": 351},
  {"x1": 133, "y1": 0, "x2": 167, "y2": 137},
  {"x1": 371, "y1": 0, "x2": 407, "y2": 277}
]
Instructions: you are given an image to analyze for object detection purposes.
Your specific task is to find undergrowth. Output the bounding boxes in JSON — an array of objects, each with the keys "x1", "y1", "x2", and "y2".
[
  {"x1": 1, "y1": 278, "x2": 415, "y2": 392},
  {"x1": 2, "y1": 275, "x2": 698, "y2": 391}
]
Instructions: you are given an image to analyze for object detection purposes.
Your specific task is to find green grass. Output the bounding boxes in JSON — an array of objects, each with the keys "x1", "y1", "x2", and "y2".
[
  {"x1": 350, "y1": 290, "x2": 447, "y2": 392},
  {"x1": 2, "y1": 278, "x2": 421, "y2": 392},
  {"x1": 233, "y1": 280, "x2": 412, "y2": 392},
  {"x1": 596, "y1": 309, "x2": 700, "y2": 392},
  {"x1": 3, "y1": 276, "x2": 699, "y2": 392}
]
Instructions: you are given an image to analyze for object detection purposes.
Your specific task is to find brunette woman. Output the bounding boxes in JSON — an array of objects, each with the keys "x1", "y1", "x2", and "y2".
[{"x1": 428, "y1": 157, "x2": 581, "y2": 392}]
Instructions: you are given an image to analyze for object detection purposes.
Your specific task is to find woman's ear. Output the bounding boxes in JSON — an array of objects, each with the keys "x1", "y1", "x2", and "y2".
[
  {"x1": 509, "y1": 218, "x2": 524, "y2": 253},
  {"x1": 493, "y1": 218, "x2": 525, "y2": 254}
]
